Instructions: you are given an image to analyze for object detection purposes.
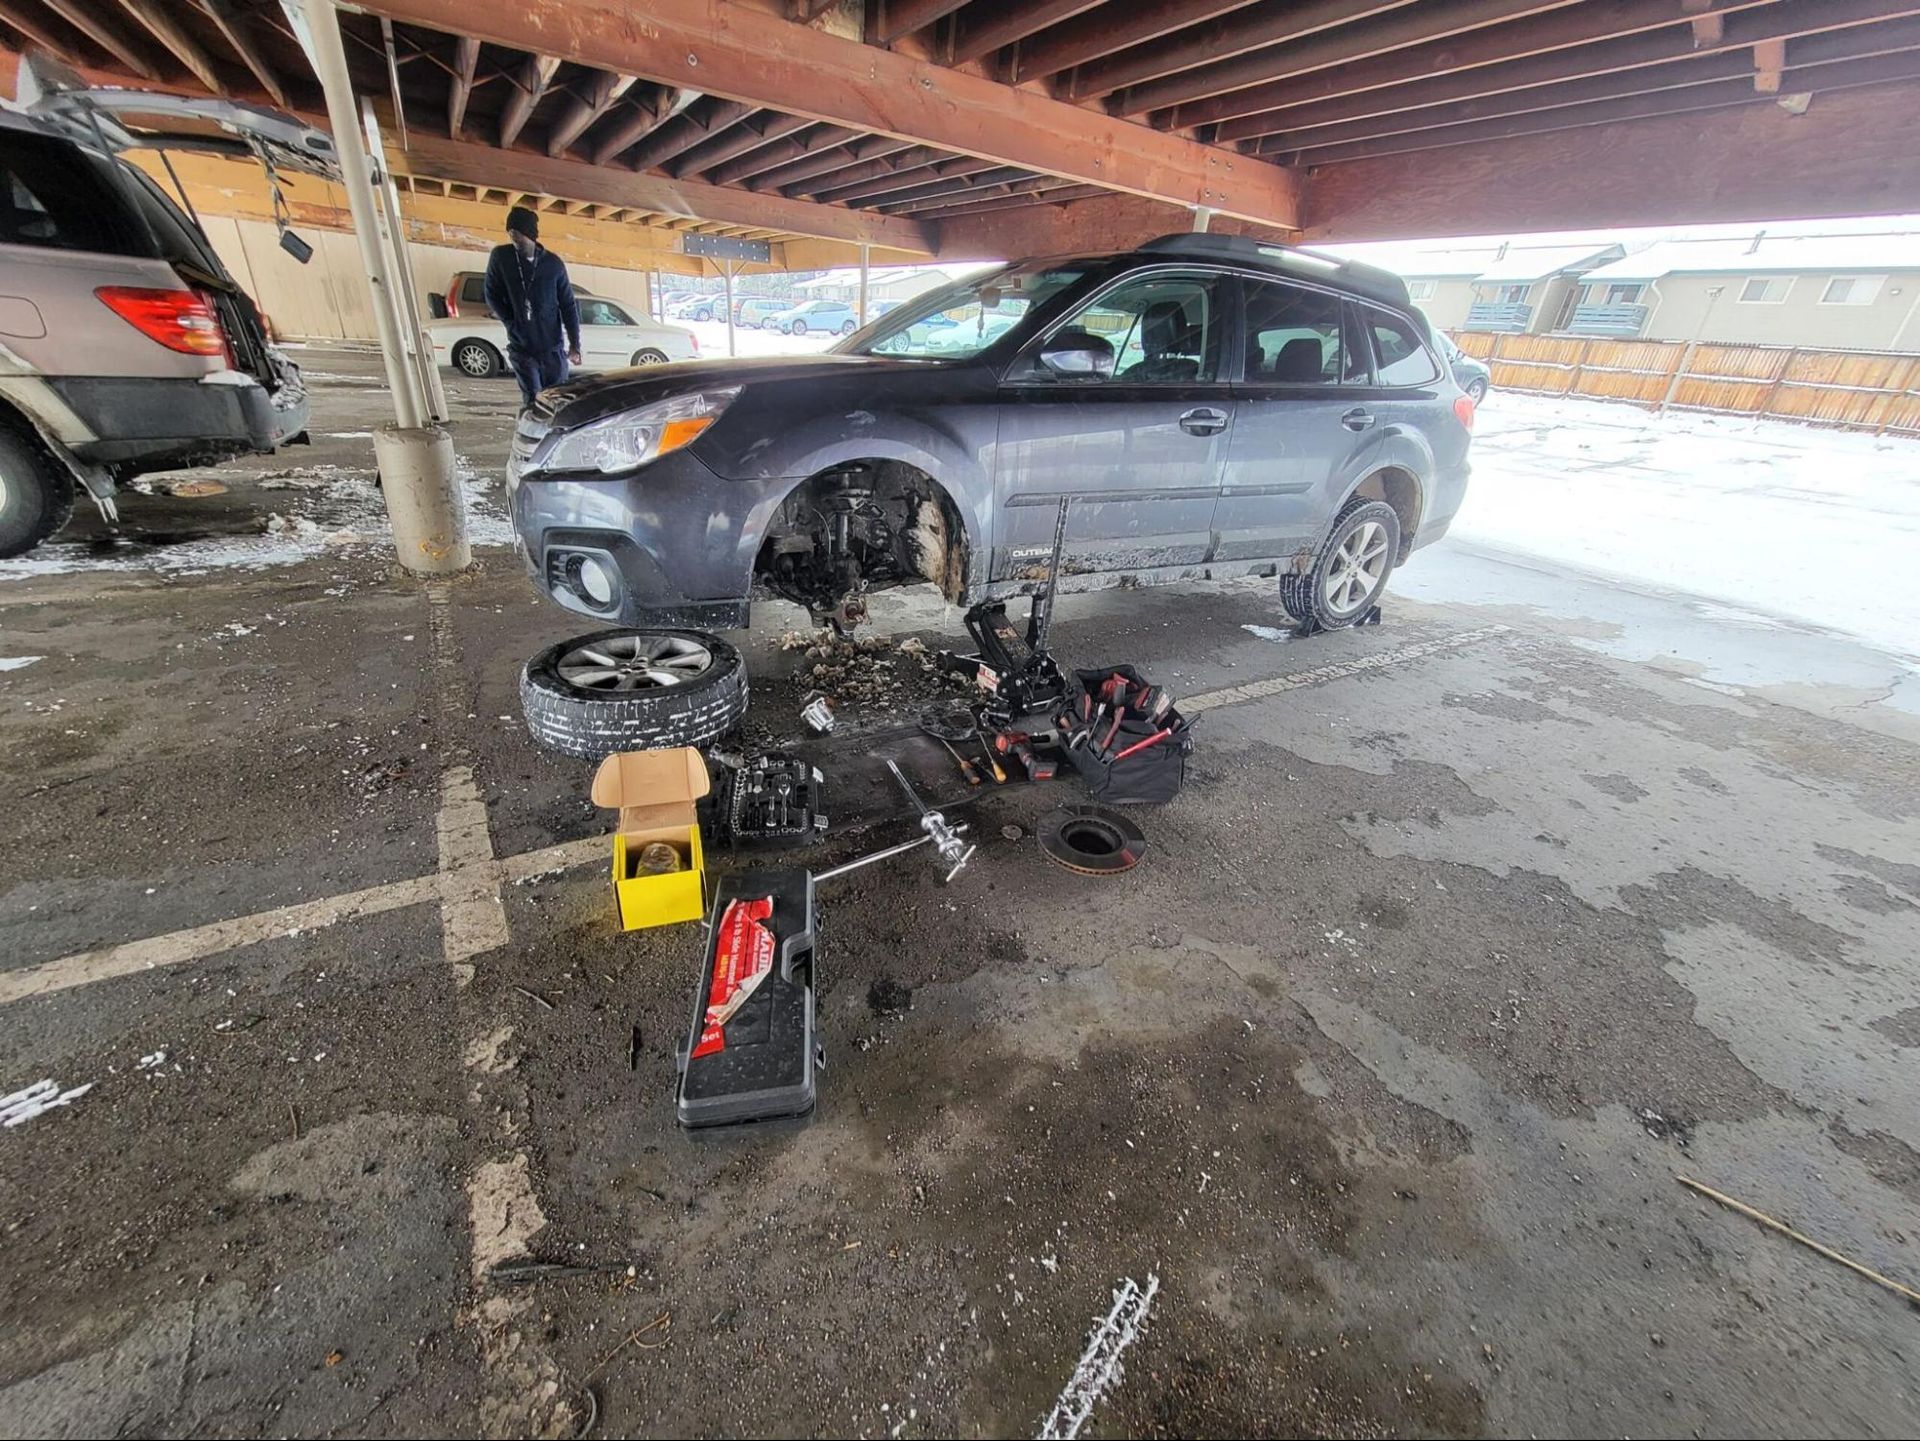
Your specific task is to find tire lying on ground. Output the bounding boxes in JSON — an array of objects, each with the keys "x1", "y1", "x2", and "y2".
[
  {"x1": 1278, "y1": 496, "x2": 1401, "y2": 631},
  {"x1": 520, "y1": 627, "x2": 748, "y2": 758}
]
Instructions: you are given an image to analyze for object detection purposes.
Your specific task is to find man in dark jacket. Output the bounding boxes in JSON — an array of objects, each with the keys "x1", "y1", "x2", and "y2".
[{"x1": 483, "y1": 206, "x2": 582, "y2": 407}]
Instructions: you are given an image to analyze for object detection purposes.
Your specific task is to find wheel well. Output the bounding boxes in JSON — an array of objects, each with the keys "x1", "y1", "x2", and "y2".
[
  {"x1": 754, "y1": 459, "x2": 970, "y2": 623},
  {"x1": 1352, "y1": 467, "x2": 1422, "y2": 560}
]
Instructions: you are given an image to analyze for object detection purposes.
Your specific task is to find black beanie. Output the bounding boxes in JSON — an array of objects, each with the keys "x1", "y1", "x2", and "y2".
[{"x1": 506, "y1": 205, "x2": 539, "y2": 241}]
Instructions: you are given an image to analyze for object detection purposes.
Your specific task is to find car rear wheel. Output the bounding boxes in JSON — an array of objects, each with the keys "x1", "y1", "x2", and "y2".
[
  {"x1": 693, "y1": 307, "x2": 712, "y2": 322},
  {"x1": 1278, "y1": 498, "x2": 1400, "y2": 631},
  {"x1": 838, "y1": 320, "x2": 856, "y2": 335},
  {"x1": 629, "y1": 348, "x2": 668, "y2": 366},
  {"x1": 1466, "y1": 377, "x2": 1489, "y2": 403},
  {"x1": 520, "y1": 627, "x2": 749, "y2": 758},
  {"x1": 790, "y1": 319, "x2": 808, "y2": 336},
  {"x1": 453, "y1": 339, "x2": 502, "y2": 378},
  {"x1": 0, "y1": 423, "x2": 76, "y2": 558}
]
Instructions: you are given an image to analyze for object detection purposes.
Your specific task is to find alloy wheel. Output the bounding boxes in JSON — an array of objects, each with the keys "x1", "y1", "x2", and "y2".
[
  {"x1": 557, "y1": 632, "x2": 714, "y2": 692},
  {"x1": 1322, "y1": 520, "x2": 1390, "y2": 615}
]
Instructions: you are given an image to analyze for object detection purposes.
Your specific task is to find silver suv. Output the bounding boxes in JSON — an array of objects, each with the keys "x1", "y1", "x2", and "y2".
[{"x1": 0, "y1": 60, "x2": 323, "y2": 556}]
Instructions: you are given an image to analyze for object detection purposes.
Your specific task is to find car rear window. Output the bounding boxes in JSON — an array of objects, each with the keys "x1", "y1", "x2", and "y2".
[
  {"x1": 0, "y1": 130, "x2": 155, "y2": 257},
  {"x1": 461, "y1": 276, "x2": 486, "y2": 305},
  {"x1": 1366, "y1": 309, "x2": 1441, "y2": 386}
]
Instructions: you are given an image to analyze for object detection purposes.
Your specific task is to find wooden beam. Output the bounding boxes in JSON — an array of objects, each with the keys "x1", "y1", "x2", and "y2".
[
  {"x1": 785, "y1": 144, "x2": 945, "y2": 196},
  {"x1": 1255, "y1": 16, "x2": 1920, "y2": 153},
  {"x1": 1164, "y1": 0, "x2": 1781, "y2": 128},
  {"x1": 1281, "y1": 47, "x2": 1920, "y2": 166},
  {"x1": 1212, "y1": 0, "x2": 1920, "y2": 142},
  {"x1": 0, "y1": 1, "x2": 83, "y2": 63},
  {"x1": 670, "y1": 112, "x2": 813, "y2": 179},
  {"x1": 389, "y1": 129, "x2": 934, "y2": 250},
  {"x1": 196, "y1": 0, "x2": 285, "y2": 107},
  {"x1": 883, "y1": 171, "x2": 1076, "y2": 212},
  {"x1": 704, "y1": 123, "x2": 861, "y2": 186},
  {"x1": 546, "y1": 69, "x2": 636, "y2": 156},
  {"x1": 860, "y1": 163, "x2": 1029, "y2": 208},
  {"x1": 1752, "y1": 36, "x2": 1786, "y2": 91},
  {"x1": 748, "y1": 134, "x2": 919, "y2": 190},
  {"x1": 1010, "y1": 0, "x2": 1258, "y2": 82},
  {"x1": 1068, "y1": 0, "x2": 1431, "y2": 102},
  {"x1": 39, "y1": 0, "x2": 158, "y2": 79},
  {"x1": 870, "y1": 0, "x2": 971, "y2": 45},
  {"x1": 1683, "y1": 0, "x2": 1725, "y2": 45},
  {"x1": 1298, "y1": 75, "x2": 1920, "y2": 238},
  {"x1": 447, "y1": 36, "x2": 479, "y2": 139},
  {"x1": 905, "y1": 182, "x2": 1109, "y2": 221},
  {"x1": 950, "y1": 0, "x2": 1105, "y2": 66},
  {"x1": 816, "y1": 155, "x2": 1001, "y2": 203},
  {"x1": 116, "y1": 0, "x2": 222, "y2": 91},
  {"x1": 588, "y1": 93, "x2": 677, "y2": 166},
  {"x1": 499, "y1": 53, "x2": 561, "y2": 148},
  {"x1": 353, "y1": 0, "x2": 1301, "y2": 225},
  {"x1": 625, "y1": 98, "x2": 756, "y2": 173}
]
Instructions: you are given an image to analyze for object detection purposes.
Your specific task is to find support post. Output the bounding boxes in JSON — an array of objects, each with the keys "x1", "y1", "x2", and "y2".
[
  {"x1": 290, "y1": 0, "x2": 466, "y2": 573},
  {"x1": 723, "y1": 258, "x2": 737, "y2": 357},
  {"x1": 857, "y1": 241, "x2": 869, "y2": 327}
]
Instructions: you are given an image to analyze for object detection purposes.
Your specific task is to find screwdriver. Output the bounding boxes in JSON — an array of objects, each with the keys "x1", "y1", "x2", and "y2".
[
  {"x1": 976, "y1": 734, "x2": 1008, "y2": 783},
  {"x1": 937, "y1": 737, "x2": 982, "y2": 785}
]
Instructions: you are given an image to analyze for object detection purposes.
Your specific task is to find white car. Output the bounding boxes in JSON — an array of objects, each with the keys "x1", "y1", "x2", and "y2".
[{"x1": 426, "y1": 295, "x2": 697, "y2": 378}]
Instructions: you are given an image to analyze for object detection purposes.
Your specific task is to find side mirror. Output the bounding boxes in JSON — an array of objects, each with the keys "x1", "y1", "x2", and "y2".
[
  {"x1": 278, "y1": 228, "x2": 314, "y2": 264},
  {"x1": 1038, "y1": 327, "x2": 1114, "y2": 379}
]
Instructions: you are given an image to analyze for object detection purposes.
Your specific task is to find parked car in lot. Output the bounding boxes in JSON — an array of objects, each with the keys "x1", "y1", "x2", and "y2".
[
  {"x1": 0, "y1": 59, "x2": 316, "y2": 557},
  {"x1": 768, "y1": 298, "x2": 858, "y2": 335},
  {"x1": 667, "y1": 294, "x2": 724, "y2": 323},
  {"x1": 508, "y1": 233, "x2": 1475, "y2": 752},
  {"x1": 733, "y1": 295, "x2": 788, "y2": 328},
  {"x1": 427, "y1": 296, "x2": 696, "y2": 378},
  {"x1": 1436, "y1": 329, "x2": 1491, "y2": 402}
]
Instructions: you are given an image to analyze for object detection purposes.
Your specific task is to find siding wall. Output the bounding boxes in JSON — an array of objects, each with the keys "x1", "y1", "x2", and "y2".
[{"x1": 1636, "y1": 271, "x2": 1920, "y2": 349}]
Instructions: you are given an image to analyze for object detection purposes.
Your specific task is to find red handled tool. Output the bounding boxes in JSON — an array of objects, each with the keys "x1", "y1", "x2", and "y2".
[{"x1": 1110, "y1": 727, "x2": 1173, "y2": 764}]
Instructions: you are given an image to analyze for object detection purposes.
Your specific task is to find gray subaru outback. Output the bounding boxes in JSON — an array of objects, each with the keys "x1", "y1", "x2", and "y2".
[{"x1": 511, "y1": 234, "x2": 1474, "y2": 755}]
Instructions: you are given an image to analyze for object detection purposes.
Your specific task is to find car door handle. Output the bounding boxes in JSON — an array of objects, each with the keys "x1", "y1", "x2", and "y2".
[
  {"x1": 1179, "y1": 406, "x2": 1229, "y2": 436},
  {"x1": 1341, "y1": 407, "x2": 1375, "y2": 432}
]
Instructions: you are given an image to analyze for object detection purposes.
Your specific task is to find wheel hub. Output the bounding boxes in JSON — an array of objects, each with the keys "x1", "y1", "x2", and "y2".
[{"x1": 558, "y1": 633, "x2": 712, "y2": 692}]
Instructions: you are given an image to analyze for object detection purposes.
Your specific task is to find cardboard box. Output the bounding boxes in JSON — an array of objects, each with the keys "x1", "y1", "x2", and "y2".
[{"x1": 591, "y1": 747, "x2": 711, "y2": 931}]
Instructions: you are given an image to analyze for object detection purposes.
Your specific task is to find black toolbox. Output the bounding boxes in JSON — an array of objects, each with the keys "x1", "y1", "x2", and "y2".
[{"x1": 675, "y1": 867, "x2": 818, "y2": 1129}]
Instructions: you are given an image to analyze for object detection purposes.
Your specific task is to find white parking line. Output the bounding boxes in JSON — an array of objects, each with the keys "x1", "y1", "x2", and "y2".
[
  {"x1": 0, "y1": 625, "x2": 1507, "y2": 1012},
  {"x1": 1038, "y1": 1273, "x2": 1160, "y2": 1441}
]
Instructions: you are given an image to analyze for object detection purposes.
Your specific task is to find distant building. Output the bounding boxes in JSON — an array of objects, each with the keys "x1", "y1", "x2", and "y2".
[
  {"x1": 1568, "y1": 234, "x2": 1920, "y2": 350},
  {"x1": 795, "y1": 264, "x2": 969, "y2": 305},
  {"x1": 1318, "y1": 240, "x2": 1623, "y2": 334}
]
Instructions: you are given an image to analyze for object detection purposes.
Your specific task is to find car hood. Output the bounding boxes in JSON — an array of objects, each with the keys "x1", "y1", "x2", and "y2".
[{"x1": 540, "y1": 353, "x2": 944, "y2": 429}]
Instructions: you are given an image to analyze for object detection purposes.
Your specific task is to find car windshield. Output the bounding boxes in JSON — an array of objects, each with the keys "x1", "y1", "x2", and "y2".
[{"x1": 843, "y1": 261, "x2": 1089, "y2": 360}]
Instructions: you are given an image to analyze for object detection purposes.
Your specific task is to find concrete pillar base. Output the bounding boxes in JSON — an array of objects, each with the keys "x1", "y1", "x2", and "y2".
[{"x1": 373, "y1": 424, "x2": 471, "y2": 575}]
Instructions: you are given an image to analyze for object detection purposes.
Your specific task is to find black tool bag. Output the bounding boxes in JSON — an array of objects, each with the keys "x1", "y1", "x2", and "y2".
[
  {"x1": 676, "y1": 867, "x2": 817, "y2": 1129},
  {"x1": 1059, "y1": 664, "x2": 1195, "y2": 805}
]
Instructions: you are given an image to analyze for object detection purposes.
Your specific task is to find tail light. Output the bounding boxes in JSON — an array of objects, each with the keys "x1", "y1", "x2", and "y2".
[
  {"x1": 1453, "y1": 393, "x2": 1476, "y2": 430},
  {"x1": 689, "y1": 330, "x2": 700, "y2": 355},
  {"x1": 95, "y1": 286, "x2": 226, "y2": 356},
  {"x1": 445, "y1": 286, "x2": 460, "y2": 316}
]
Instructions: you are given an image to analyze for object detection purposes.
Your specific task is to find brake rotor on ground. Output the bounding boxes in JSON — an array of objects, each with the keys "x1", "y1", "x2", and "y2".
[{"x1": 1037, "y1": 806, "x2": 1147, "y2": 877}]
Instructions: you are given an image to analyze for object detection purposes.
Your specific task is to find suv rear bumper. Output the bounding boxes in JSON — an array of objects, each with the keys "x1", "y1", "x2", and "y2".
[{"x1": 50, "y1": 372, "x2": 309, "y2": 472}]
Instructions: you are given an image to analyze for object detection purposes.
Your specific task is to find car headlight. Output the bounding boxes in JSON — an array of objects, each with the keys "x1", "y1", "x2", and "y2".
[{"x1": 536, "y1": 387, "x2": 740, "y2": 476}]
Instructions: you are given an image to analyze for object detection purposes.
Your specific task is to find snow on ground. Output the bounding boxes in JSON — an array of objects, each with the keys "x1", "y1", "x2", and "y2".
[
  {"x1": 1453, "y1": 392, "x2": 1920, "y2": 661},
  {"x1": 678, "y1": 317, "x2": 838, "y2": 359}
]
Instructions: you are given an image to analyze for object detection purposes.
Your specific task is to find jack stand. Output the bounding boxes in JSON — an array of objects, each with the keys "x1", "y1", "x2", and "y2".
[
  {"x1": 937, "y1": 495, "x2": 1072, "y2": 722},
  {"x1": 1293, "y1": 602, "x2": 1383, "y2": 639}
]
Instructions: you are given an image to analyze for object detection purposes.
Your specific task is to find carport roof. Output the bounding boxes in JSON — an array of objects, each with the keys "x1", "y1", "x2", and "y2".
[
  {"x1": 4, "y1": 1, "x2": 1919, "y2": 255},
  {"x1": 1472, "y1": 243, "x2": 1627, "y2": 284}
]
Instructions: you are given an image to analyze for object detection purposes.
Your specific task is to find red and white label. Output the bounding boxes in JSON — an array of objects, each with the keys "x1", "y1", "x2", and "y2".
[{"x1": 691, "y1": 897, "x2": 776, "y2": 1058}]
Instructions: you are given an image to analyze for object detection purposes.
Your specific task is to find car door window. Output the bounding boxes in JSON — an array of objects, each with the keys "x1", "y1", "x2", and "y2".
[
  {"x1": 1242, "y1": 279, "x2": 1350, "y2": 385},
  {"x1": 0, "y1": 132, "x2": 153, "y2": 255},
  {"x1": 1365, "y1": 309, "x2": 1441, "y2": 386},
  {"x1": 579, "y1": 299, "x2": 631, "y2": 326},
  {"x1": 1061, "y1": 272, "x2": 1224, "y2": 383}
]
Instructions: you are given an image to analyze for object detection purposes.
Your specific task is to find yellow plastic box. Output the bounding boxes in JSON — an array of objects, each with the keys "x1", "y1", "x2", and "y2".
[{"x1": 591, "y1": 747, "x2": 711, "y2": 931}]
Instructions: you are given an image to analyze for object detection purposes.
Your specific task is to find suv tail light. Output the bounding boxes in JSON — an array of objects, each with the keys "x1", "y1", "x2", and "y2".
[
  {"x1": 689, "y1": 330, "x2": 700, "y2": 355},
  {"x1": 95, "y1": 286, "x2": 226, "y2": 356},
  {"x1": 445, "y1": 286, "x2": 460, "y2": 316},
  {"x1": 1453, "y1": 392, "x2": 1476, "y2": 430}
]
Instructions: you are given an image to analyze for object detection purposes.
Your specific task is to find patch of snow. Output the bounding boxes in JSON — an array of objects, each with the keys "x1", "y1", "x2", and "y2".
[
  {"x1": 0, "y1": 655, "x2": 42, "y2": 671},
  {"x1": 1450, "y1": 392, "x2": 1920, "y2": 661},
  {"x1": 1241, "y1": 624, "x2": 1293, "y2": 642},
  {"x1": 2, "y1": 1078, "x2": 92, "y2": 1128},
  {"x1": 198, "y1": 369, "x2": 261, "y2": 388}
]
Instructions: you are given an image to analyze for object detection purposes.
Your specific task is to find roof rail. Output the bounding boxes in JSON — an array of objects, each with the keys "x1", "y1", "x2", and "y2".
[{"x1": 1135, "y1": 233, "x2": 1411, "y2": 308}]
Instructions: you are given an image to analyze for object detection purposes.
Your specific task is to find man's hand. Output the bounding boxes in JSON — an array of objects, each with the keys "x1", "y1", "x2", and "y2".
[{"x1": 567, "y1": 347, "x2": 582, "y2": 366}]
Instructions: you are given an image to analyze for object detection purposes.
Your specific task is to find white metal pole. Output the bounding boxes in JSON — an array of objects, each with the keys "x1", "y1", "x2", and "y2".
[
  {"x1": 298, "y1": 0, "x2": 420, "y2": 428},
  {"x1": 363, "y1": 103, "x2": 445, "y2": 423},
  {"x1": 858, "y1": 241, "x2": 869, "y2": 327},
  {"x1": 723, "y1": 258, "x2": 736, "y2": 357}
]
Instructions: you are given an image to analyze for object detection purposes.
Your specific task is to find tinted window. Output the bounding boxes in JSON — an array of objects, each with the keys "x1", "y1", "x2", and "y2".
[
  {"x1": 1367, "y1": 310, "x2": 1440, "y2": 386},
  {"x1": 1067, "y1": 271, "x2": 1224, "y2": 384},
  {"x1": 579, "y1": 299, "x2": 631, "y2": 325},
  {"x1": 0, "y1": 130, "x2": 153, "y2": 256},
  {"x1": 461, "y1": 276, "x2": 487, "y2": 305},
  {"x1": 1243, "y1": 279, "x2": 1347, "y2": 384}
]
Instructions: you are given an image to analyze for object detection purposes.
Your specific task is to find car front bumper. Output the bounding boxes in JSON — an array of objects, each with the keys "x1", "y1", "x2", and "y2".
[{"x1": 508, "y1": 422, "x2": 782, "y2": 630}]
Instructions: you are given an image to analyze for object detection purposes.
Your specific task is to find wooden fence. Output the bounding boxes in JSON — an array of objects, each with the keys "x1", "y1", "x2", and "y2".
[{"x1": 1448, "y1": 331, "x2": 1920, "y2": 436}]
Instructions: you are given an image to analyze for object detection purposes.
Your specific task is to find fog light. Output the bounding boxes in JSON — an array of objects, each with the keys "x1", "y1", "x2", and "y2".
[{"x1": 574, "y1": 553, "x2": 616, "y2": 608}]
